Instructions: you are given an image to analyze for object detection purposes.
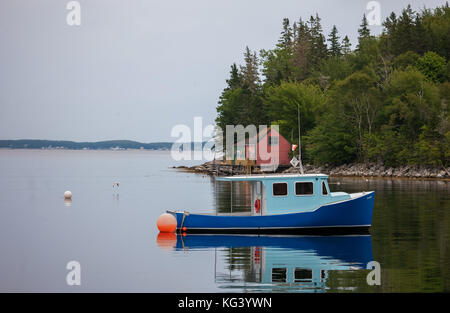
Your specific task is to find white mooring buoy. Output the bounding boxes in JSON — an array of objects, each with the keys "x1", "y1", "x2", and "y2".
[{"x1": 64, "y1": 191, "x2": 72, "y2": 199}]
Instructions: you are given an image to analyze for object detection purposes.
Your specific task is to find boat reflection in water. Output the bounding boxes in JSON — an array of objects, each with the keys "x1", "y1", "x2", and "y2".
[{"x1": 157, "y1": 233, "x2": 373, "y2": 292}]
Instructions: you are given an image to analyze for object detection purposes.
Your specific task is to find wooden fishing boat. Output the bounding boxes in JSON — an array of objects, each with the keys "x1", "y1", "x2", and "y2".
[{"x1": 159, "y1": 173, "x2": 374, "y2": 234}]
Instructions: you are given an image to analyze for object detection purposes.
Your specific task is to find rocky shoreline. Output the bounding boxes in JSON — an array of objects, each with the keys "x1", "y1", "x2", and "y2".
[{"x1": 174, "y1": 161, "x2": 450, "y2": 180}]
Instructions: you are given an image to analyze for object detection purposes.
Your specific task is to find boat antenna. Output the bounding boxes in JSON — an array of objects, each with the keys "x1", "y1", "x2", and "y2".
[{"x1": 297, "y1": 102, "x2": 304, "y2": 174}]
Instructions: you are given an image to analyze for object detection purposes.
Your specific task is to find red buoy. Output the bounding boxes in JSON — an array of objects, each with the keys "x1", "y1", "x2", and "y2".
[{"x1": 157, "y1": 213, "x2": 177, "y2": 233}]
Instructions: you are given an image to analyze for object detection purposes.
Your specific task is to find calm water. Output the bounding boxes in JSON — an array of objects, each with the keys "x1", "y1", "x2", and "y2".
[{"x1": 0, "y1": 150, "x2": 449, "y2": 292}]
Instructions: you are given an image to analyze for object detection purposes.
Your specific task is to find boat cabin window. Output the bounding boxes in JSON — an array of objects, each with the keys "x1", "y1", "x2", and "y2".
[
  {"x1": 273, "y1": 183, "x2": 288, "y2": 196},
  {"x1": 295, "y1": 182, "x2": 314, "y2": 195},
  {"x1": 256, "y1": 181, "x2": 261, "y2": 195},
  {"x1": 272, "y1": 268, "x2": 287, "y2": 283},
  {"x1": 322, "y1": 181, "x2": 328, "y2": 195},
  {"x1": 294, "y1": 268, "x2": 313, "y2": 282}
]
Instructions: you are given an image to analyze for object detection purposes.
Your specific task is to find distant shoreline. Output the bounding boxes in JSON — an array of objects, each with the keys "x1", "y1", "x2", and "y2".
[
  {"x1": 0, "y1": 147, "x2": 171, "y2": 152},
  {"x1": 0, "y1": 139, "x2": 181, "y2": 151}
]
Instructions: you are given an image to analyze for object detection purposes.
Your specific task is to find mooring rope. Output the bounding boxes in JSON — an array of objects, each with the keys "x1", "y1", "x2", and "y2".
[{"x1": 179, "y1": 211, "x2": 188, "y2": 233}]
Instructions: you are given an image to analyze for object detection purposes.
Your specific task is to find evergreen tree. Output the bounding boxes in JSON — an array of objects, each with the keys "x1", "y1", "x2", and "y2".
[
  {"x1": 240, "y1": 46, "x2": 261, "y2": 92},
  {"x1": 292, "y1": 19, "x2": 312, "y2": 80},
  {"x1": 308, "y1": 14, "x2": 328, "y2": 66},
  {"x1": 217, "y1": 4, "x2": 450, "y2": 167},
  {"x1": 216, "y1": 65, "x2": 244, "y2": 131},
  {"x1": 379, "y1": 12, "x2": 397, "y2": 55},
  {"x1": 225, "y1": 63, "x2": 241, "y2": 90},
  {"x1": 341, "y1": 35, "x2": 352, "y2": 55},
  {"x1": 383, "y1": 12, "x2": 398, "y2": 35},
  {"x1": 278, "y1": 18, "x2": 293, "y2": 50},
  {"x1": 327, "y1": 25, "x2": 341, "y2": 57},
  {"x1": 394, "y1": 6, "x2": 417, "y2": 54},
  {"x1": 240, "y1": 47, "x2": 267, "y2": 126},
  {"x1": 292, "y1": 21, "x2": 298, "y2": 43},
  {"x1": 357, "y1": 14, "x2": 371, "y2": 49},
  {"x1": 260, "y1": 19, "x2": 296, "y2": 85}
]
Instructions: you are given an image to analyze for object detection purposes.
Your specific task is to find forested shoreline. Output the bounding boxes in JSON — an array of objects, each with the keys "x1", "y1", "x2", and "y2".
[
  {"x1": 0, "y1": 140, "x2": 173, "y2": 150},
  {"x1": 216, "y1": 4, "x2": 450, "y2": 168}
]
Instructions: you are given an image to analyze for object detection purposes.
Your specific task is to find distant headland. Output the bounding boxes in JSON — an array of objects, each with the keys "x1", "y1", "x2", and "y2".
[{"x1": 0, "y1": 139, "x2": 173, "y2": 151}]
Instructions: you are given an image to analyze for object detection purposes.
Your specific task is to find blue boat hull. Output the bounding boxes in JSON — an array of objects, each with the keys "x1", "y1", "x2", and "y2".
[{"x1": 173, "y1": 191, "x2": 374, "y2": 233}]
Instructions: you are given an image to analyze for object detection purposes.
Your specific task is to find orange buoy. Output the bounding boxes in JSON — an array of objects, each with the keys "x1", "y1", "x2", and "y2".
[
  {"x1": 156, "y1": 213, "x2": 177, "y2": 233},
  {"x1": 156, "y1": 232, "x2": 177, "y2": 250}
]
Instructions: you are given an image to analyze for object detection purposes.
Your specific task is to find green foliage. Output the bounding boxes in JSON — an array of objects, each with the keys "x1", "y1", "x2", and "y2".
[
  {"x1": 413, "y1": 125, "x2": 443, "y2": 166},
  {"x1": 305, "y1": 113, "x2": 358, "y2": 165},
  {"x1": 316, "y1": 56, "x2": 353, "y2": 82},
  {"x1": 215, "y1": 3, "x2": 450, "y2": 167},
  {"x1": 393, "y1": 51, "x2": 420, "y2": 70},
  {"x1": 260, "y1": 48, "x2": 293, "y2": 86},
  {"x1": 415, "y1": 51, "x2": 448, "y2": 83},
  {"x1": 264, "y1": 81, "x2": 324, "y2": 141},
  {"x1": 381, "y1": 4, "x2": 450, "y2": 58}
]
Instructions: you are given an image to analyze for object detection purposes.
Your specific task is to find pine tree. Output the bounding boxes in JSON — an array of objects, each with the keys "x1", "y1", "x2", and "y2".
[
  {"x1": 240, "y1": 46, "x2": 261, "y2": 92},
  {"x1": 225, "y1": 63, "x2": 242, "y2": 90},
  {"x1": 357, "y1": 14, "x2": 371, "y2": 49},
  {"x1": 383, "y1": 12, "x2": 398, "y2": 35},
  {"x1": 292, "y1": 22, "x2": 298, "y2": 43},
  {"x1": 216, "y1": 64, "x2": 244, "y2": 132},
  {"x1": 358, "y1": 14, "x2": 371, "y2": 38},
  {"x1": 394, "y1": 5, "x2": 417, "y2": 54},
  {"x1": 260, "y1": 19, "x2": 295, "y2": 85},
  {"x1": 217, "y1": 4, "x2": 450, "y2": 167},
  {"x1": 292, "y1": 19, "x2": 312, "y2": 80},
  {"x1": 278, "y1": 18, "x2": 293, "y2": 51},
  {"x1": 341, "y1": 35, "x2": 352, "y2": 54},
  {"x1": 308, "y1": 14, "x2": 328, "y2": 66},
  {"x1": 240, "y1": 47, "x2": 265, "y2": 125},
  {"x1": 327, "y1": 25, "x2": 341, "y2": 57}
]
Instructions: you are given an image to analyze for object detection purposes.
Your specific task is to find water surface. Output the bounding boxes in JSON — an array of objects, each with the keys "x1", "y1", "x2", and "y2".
[{"x1": 0, "y1": 150, "x2": 448, "y2": 292}]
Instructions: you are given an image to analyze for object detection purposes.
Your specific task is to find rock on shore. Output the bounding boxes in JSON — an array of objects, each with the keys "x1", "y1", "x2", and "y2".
[
  {"x1": 174, "y1": 161, "x2": 450, "y2": 179},
  {"x1": 283, "y1": 163, "x2": 450, "y2": 179}
]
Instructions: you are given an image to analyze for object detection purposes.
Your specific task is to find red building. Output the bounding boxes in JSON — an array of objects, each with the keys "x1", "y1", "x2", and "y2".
[{"x1": 230, "y1": 127, "x2": 291, "y2": 168}]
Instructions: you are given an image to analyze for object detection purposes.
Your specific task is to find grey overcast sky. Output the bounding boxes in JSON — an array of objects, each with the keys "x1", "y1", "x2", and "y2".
[{"x1": 0, "y1": 0, "x2": 447, "y2": 142}]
